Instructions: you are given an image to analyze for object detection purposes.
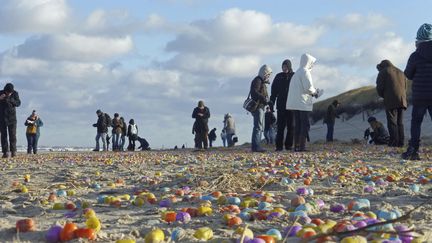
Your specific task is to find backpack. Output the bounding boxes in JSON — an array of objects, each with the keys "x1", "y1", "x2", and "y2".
[{"x1": 104, "y1": 113, "x2": 112, "y2": 127}]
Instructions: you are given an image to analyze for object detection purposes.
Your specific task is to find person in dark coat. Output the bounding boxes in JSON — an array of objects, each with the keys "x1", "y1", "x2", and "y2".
[
  {"x1": 250, "y1": 64, "x2": 272, "y2": 152},
  {"x1": 111, "y1": 113, "x2": 123, "y2": 151},
  {"x1": 208, "y1": 128, "x2": 217, "y2": 147},
  {"x1": 324, "y1": 100, "x2": 340, "y2": 142},
  {"x1": 264, "y1": 106, "x2": 276, "y2": 144},
  {"x1": 127, "y1": 119, "x2": 138, "y2": 151},
  {"x1": 93, "y1": 109, "x2": 108, "y2": 151},
  {"x1": 402, "y1": 23, "x2": 432, "y2": 160},
  {"x1": 367, "y1": 117, "x2": 390, "y2": 145},
  {"x1": 0, "y1": 83, "x2": 21, "y2": 158},
  {"x1": 376, "y1": 59, "x2": 407, "y2": 147},
  {"x1": 192, "y1": 100, "x2": 210, "y2": 149},
  {"x1": 270, "y1": 59, "x2": 295, "y2": 151},
  {"x1": 120, "y1": 117, "x2": 127, "y2": 151}
]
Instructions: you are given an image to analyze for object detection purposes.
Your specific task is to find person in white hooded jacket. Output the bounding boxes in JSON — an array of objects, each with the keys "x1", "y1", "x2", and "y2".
[{"x1": 286, "y1": 53, "x2": 323, "y2": 151}]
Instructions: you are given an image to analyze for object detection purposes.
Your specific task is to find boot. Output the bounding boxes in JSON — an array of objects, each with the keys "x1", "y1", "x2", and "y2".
[{"x1": 402, "y1": 146, "x2": 420, "y2": 160}]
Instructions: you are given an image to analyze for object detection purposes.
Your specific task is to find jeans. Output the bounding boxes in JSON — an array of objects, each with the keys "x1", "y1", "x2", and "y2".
[
  {"x1": 264, "y1": 127, "x2": 275, "y2": 144},
  {"x1": 409, "y1": 105, "x2": 432, "y2": 149},
  {"x1": 326, "y1": 122, "x2": 335, "y2": 142},
  {"x1": 251, "y1": 108, "x2": 264, "y2": 151},
  {"x1": 120, "y1": 135, "x2": 126, "y2": 151},
  {"x1": 385, "y1": 108, "x2": 405, "y2": 146},
  {"x1": 112, "y1": 133, "x2": 120, "y2": 150},
  {"x1": 222, "y1": 137, "x2": 226, "y2": 147},
  {"x1": 0, "y1": 123, "x2": 17, "y2": 154},
  {"x1": 276, "y1": 109, "x2": 294, "y2": 150},
  {"x1": 26, "y1": 133, "x2": 37, "y2": 154},
  {"x1": 95, "y1": 132, "x2": 107, "y2": 151}
]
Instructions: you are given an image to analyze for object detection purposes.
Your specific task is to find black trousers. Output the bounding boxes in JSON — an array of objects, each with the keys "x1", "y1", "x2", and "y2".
[
  {"x1": 0, "y1": 123, "x2": 17, "y2": 154},
  {"x1": 385, "y1": 108, "x2": 404, "y2": 146},
  {"x1": 194, "y1": 132, "x2": 208, "y2": 149},
  {"x1": 276, "y1": 109, "x2": 294, "y2": 150},
  {"x1": 293, "y1": 110, "x2": 310, "y2": 145}
]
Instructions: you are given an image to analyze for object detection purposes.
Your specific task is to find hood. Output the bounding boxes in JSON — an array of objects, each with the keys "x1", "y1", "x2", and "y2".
[
  {"x1": 376, "y1": 59, "x2": 393, "y2": 71},
  {"x1": 258, "y1": 64, "x2": 272, "y2": 82},
  {"x1": 299, "y1": 53, "x2": 316, "y2": 70},
  {"x1": 417, "y1": 41, "x2": 432, "y2": 61}
]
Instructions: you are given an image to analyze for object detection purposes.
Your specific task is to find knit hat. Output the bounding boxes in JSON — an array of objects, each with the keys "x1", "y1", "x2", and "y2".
[
  {"x1": 416, "y1": 23, "x2": 432, "y2": 41},
  {"x1": 367, "y1": 116, "x2": 376, "y2": 123},
  {"x1": 4, "y1": 83, "x2": 14, "y2": 93},
  {"x1": 96, "y1": 109, "x2": 102, "y2": 114}
]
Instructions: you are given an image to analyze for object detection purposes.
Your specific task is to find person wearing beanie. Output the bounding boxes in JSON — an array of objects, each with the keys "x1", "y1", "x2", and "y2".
[
  {"x1": 0, "y1": 83, "x2": 21, "y2": 158},
  {"x1": 249, "y1": 64, "x2": 272, "y2": 152},
  {"x1": 92, "y1": 109, "x2": 108, "y2": 151},
  {"x1": 402, "y1": 23, "x2": 432, "y2": 160},
  {"x1": 286, "y1": 54, "x2": 323, "y2": 152},
  {"x1": 324, "y1": 100, "x2": 341, "y2": 142},
  {"x1": 24, "y1": 110, "x2": 44, "y2": 154},
  {"x1": 376, "y1": 59, "x2": 407, "y2": 147},
  {"x1": 270, "y1": 59, "x2": 295, "y2": 151},
  {"x1": 192, "y1": 100, "x2": 210, "y2": 149}
]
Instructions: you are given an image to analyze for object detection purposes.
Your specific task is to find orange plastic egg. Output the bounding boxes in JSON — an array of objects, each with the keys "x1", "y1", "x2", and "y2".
[
  {"x1": 75, "y1": 228, "x2": 96, "y2": 240},
  {"x1": 16, "y1": 219, "x2": 35, "y2": 233},
  {"x1": 165, "y1": 212, "x2": 177, "y2": 223},
  {"x1": 60, "y1": 222, "x2": 78, "y2": 242},
  {"x1": 256, "y1": 235, "x2": 276, "y2": 243},
  {"x1": 227, "y1": 216, "x2": 242, "y2": 227}
]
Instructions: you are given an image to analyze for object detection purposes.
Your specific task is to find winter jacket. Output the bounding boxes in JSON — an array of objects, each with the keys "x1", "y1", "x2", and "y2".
[
  {"x1": 0, "y1": 90, "x2": 21, "y2": 125},
  {"x1": 264, "y1": 111, "x2": 276, "y2": 130},
  {"x1": 25, "y1": 116, "x2": 43, "y2": 136},
  {"x1": 371, "y1": 121, "x2": 389, "y2": 141},
  {"x1": 112, "y1": 118, "x2": 123, "y2": 134},
  {"x1": 224, "y1": 115, "x2": 236, "y2": 135},
  {"x1": 270, "y1": 71, "x2": 294, "y2": 111},
  {"x1": 96, "y1": 113, "x2": 108, "y2": 133},
  {"x1": 376, "y1": 60, "x2": 407, "y2": 110},
  {"x1": 324, "y1": 104, "x2": 339, "y2": 124},
  {"x1": 208, "y1": 129, "x2": 217, "y2": 141},
  {"x1": 192, "y1": 107, "x2": 210, "y2": 133},
  {"x1": 286, "y1": 54, "x2": 317, "y2": 111},
  {"x1": 250, "y1": 77, "x2": 268, "y2": 109},
  {"x1": 404, "y1": 41, "x2": 432, "y2": 106}
]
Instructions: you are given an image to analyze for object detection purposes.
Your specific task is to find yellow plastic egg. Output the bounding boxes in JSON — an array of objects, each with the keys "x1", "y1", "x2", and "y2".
[
  {"x1": 341, "y1": 236, "x2": 367, "y2": 243},
  {"x1": 21, "y1": 186, "x2": 28, "y2": 193},
  {"x1": 86, "y1": 216, "x2": 101, "y2": 232},
  {"x1": 197, "y1": 206, "x2": 212, "y2": 216},
  {"x1": 193, "y1": 227, "x2": 213, "y2": 241},
  {"x1": 116, "y1": 239, "x2": 136, "y2": 243},
  {"x1": 84, "y1": 209, "x2": 96, "y2": 218},
  {"x1": 134, "y1": 197, "x2": 145, "y2": 207},
  {"x1": 234, "y1": 227, "x2": 254, "y2": 239},
  {"x1": 145, "y1": 228, "x2": 165, "y2": 243}
]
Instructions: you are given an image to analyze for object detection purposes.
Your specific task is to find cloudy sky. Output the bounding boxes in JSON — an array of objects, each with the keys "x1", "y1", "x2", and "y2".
[{"x1": 0, "y1": 0, "x2": 428, "y2": 148}]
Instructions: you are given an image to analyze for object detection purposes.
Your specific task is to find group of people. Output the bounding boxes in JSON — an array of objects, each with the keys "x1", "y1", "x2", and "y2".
[
  {"x1": 244, "y1": 23, "x2": 432, "y2": 160},
  {"x1": 191, "y1": 101, "x2": 237, "y2": 150},
  {"x1": 93, "y1": 110, "x2": 149, "y2": 152}
]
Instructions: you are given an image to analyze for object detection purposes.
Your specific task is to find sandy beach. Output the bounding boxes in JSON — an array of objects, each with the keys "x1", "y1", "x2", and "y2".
[{"x1": 0, "y1": 142, "x2": 431, "y2": 243}]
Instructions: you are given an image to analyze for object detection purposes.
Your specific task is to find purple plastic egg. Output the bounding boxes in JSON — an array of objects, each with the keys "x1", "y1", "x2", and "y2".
[
  {"x1": 354, "y1": 221, "x2": 368, "y2": 228},
  {"x1": 267, "y1": 212, "x2": 282, "y2": 220},
  {"x1": 175, "y1": 211, "x2": 191, "y2": 223},
  {"x1": 296, "y1": 187, "x2": 308, "y2": 196},
  {"x1": 363, "y1": 186, "x2": 374, "y2": 193},
  {"x1": 346, "y1": 224, "x2": 357, "y2": 231},
  {"x1": 159, "y1": 199, "x2": 172, "y2": 207},
  {"x1": 248, "y1": 238, "x2": 266, "y2": 243},
  {"x1": 45, "y1": 225, "x2": 63, "y2": 243},
  {"x1": 236, "y1": 236, "x2": 252, "y2": 243},
  {"x1": 315, "y1": 199, "x2": 325, "y2": 209},
  {"x1": 284, "y1": 225, "x2": 302, "y2": 237},
  {"x1": 330, "y1": 203, "x2": 345, "y2": 213},
  {"x1": 394, "y1": 225, "x2": 414, "y2": 237}
]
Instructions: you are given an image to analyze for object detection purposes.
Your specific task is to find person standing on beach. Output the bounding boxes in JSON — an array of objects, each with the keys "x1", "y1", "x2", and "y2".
[
  {"x1": 376, "y1": 59, "x2": 407, "y2": 147},
  {"x1": 270, "y1": 59, "x2": 295, "y2": 151},
  {"x1": 221, "y1": 129, "x2": 227, "y2": 147},
  {"x1": 249, "y1": 64, "x2": 272, "y2": 152},
  {"x1": 0, "y1": 83, "x2": 21, "y2": 158},
  {"x1": 192, "y1": 100, "x2": 210, "y2": 149},
  {"x1": 120, "y1": 117, "x2": 127, "y2": 151},
  {"x1": 324, "y1": 100, "x2": 340, "y2": 142},
  {"x1": 402, "y1": 23, "x2": 432, "y2": 160},
  {"x1": 111, "y1": 113, "x2": 123, "y2": 151},
  {"x1": 127, "y1": 119, "x2": 138, "y2": 151},
  {"x1": 93, "y1": 109, "x2": 108, "y2": 151},
  {"x1": 24, "y1": 110, "x2": 43, "y2": 154},
  {"x1": 223, "y1": 113, "x2": 236, "y2": 147},
  {"x1": 286, "y1": 54, "x2": 323, "y2": 152}
]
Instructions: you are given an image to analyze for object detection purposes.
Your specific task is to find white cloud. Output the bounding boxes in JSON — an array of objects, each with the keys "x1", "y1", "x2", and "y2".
[
  {"x1": 318, "y1": 13, "x2": 391, "y2": 31},
  {"x1": 0, "y1": 0, "x2": 70, "y2": 33},
  {"x1": 14, "y1": 34, "x2": 133, "y2": 62},
  {"x1": 166, "y1": 8, "x2": 325, "y2": 55}
]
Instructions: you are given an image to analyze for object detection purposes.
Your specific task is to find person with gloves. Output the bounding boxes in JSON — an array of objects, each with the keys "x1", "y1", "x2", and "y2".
[{"x1": 286, "y1": 54, "x2": 323, "y2": 152}]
